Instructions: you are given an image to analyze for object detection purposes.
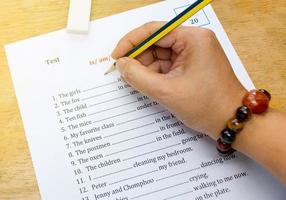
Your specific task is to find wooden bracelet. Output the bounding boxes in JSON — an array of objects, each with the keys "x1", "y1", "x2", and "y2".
[{"x1": 216, "y1": 89, "x2": 271, "y2": 156}]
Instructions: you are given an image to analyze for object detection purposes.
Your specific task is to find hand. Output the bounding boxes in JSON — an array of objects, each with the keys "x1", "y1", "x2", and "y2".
[
  {"x1": 112, "y1": 22, "x2": 286, "y2": 185},
  {"x1": 112, "y1": 21, "x2": 247, "y2": 139}
]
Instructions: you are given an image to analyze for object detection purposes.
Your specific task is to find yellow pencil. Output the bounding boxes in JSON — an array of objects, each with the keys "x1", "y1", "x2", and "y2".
[{"x1": 105, "y1": 0, "x2": 213, "y2": 75}]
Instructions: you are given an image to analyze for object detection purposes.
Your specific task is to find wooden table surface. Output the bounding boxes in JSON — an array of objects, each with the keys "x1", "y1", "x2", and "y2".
[{"x1": 0, "y1": 0, "x2": 285, "y2": 199}]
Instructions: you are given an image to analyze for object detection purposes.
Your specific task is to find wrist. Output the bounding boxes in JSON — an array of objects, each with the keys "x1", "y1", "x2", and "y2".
[
  {"x1": 207, "y1": 86, "x2": 247, "y2": 140},
  {"x1": 216, "y1": 88, "x2": 271, "y2": 156}
]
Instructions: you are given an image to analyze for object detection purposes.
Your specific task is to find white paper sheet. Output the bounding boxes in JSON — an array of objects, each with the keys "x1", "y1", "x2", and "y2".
[{"x1": 5, "y1": 0, "x2": 285, "y2": 199}]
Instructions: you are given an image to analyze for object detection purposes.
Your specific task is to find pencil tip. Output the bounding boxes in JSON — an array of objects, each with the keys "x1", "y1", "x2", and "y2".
[{"x1": 104, "y1": 62, "x2": 116, "y2": 75}]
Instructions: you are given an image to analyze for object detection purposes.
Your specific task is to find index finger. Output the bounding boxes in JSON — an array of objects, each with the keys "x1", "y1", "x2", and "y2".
[{"x1": 112, "y1": 21, "x2": 177, "y2": 59}]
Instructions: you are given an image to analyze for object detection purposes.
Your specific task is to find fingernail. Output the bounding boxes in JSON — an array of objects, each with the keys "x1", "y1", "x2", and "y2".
[{"x1": 116, "y1": 58, "x2": 129, "y2": 75}]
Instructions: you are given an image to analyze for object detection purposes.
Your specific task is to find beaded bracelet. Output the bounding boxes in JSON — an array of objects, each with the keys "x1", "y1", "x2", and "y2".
[{"x1": 216, "y1": 89, "x2": 271, "y2": 156}]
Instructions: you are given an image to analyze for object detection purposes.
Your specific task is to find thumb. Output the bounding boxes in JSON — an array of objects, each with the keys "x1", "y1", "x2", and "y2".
[{"x1": 116, "y1": 57, "x2": 170, "y2": 100}]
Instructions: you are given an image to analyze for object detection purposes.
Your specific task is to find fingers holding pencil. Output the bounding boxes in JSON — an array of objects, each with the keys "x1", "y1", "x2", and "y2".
[{"x1": 107, "y1": 0, "x2": 213, "y2": 75}]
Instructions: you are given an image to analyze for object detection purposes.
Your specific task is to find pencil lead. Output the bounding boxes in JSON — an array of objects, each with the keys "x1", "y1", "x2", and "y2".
[{"x1": 104, "y1": 63, "x2": 116, "y2": 75}]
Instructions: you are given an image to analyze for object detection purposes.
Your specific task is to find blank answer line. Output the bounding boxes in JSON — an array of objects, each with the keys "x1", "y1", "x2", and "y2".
[
  {"x1": 117, "y1": 110, "x2": 167, "y2": 126},
  {"x1": 162, "y1": 190, "x2": 194, "y2": 200},
  {"x1": 88, "y1": 94, "x2": 130, "y2": 107},
  {"x1": 93, "y1": 110, "x2": 136, "y2": 123},
  {"x1": 105, "y1": 141, "x2": 157, "y2": 157},
  {"x1": 103, "y1": 122, "x2": 155, "y2": 138},
  {"x1": 82, "y1": 81, "x2": 117, "y2": 92},
  {"x1": 123, "y1": 143, "x2": 181, "y2": 161},
  {"x1": 82, "y1": 89, "x2": 117, "y2": 101},
  {"x1": 130, "y1": 181, "x2": 189, "y2": 200},
  {"x1": 112, "y1": 130, "x2": 160, "y2": 145},
  {"x1": 156, "y1": 167, "x2": 201, "y2": 182},
  {"x1": 88, "y1": 101, "x2": 137, "y2": 116},
  {"x1": 109, "y1": 170, "x2": 158, "y2": 185},
  {"x1": 93, "y1": 167, "x2": 133, "y2": 180}
]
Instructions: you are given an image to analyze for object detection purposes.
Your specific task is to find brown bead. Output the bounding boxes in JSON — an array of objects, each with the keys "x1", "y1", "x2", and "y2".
[
  {"x1": 227, "y1": 118, "x2": 243, "y2": 132},
  {"x1": 216, "y1": 138, "x2": 231, "y2": 153},
  {"x1": 243, "y1": 90, "x2": 270, "y2": 114}
]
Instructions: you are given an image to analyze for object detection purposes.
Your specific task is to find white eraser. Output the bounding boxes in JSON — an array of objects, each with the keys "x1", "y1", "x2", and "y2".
[{"x1": 67, "y1": 0, "x2": 92, "y2": 34}]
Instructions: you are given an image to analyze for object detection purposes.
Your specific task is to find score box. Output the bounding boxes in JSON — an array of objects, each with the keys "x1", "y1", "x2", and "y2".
[{"x1": 174, "y1": 4, "x2": 210, "y2": 27}]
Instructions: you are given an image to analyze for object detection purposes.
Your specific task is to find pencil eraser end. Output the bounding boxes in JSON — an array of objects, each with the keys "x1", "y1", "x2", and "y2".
[{"x1": 67, "y1": 0, "x2": 92, "y2": 34}]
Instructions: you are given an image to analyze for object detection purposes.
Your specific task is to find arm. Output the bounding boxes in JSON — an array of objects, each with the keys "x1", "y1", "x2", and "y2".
[
  {"x1": 233, "y1": 109, "x2": 286, "y2": 184},
  {"x1": 112, "y1": 21, "x2": 286, "y2": 185}
]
